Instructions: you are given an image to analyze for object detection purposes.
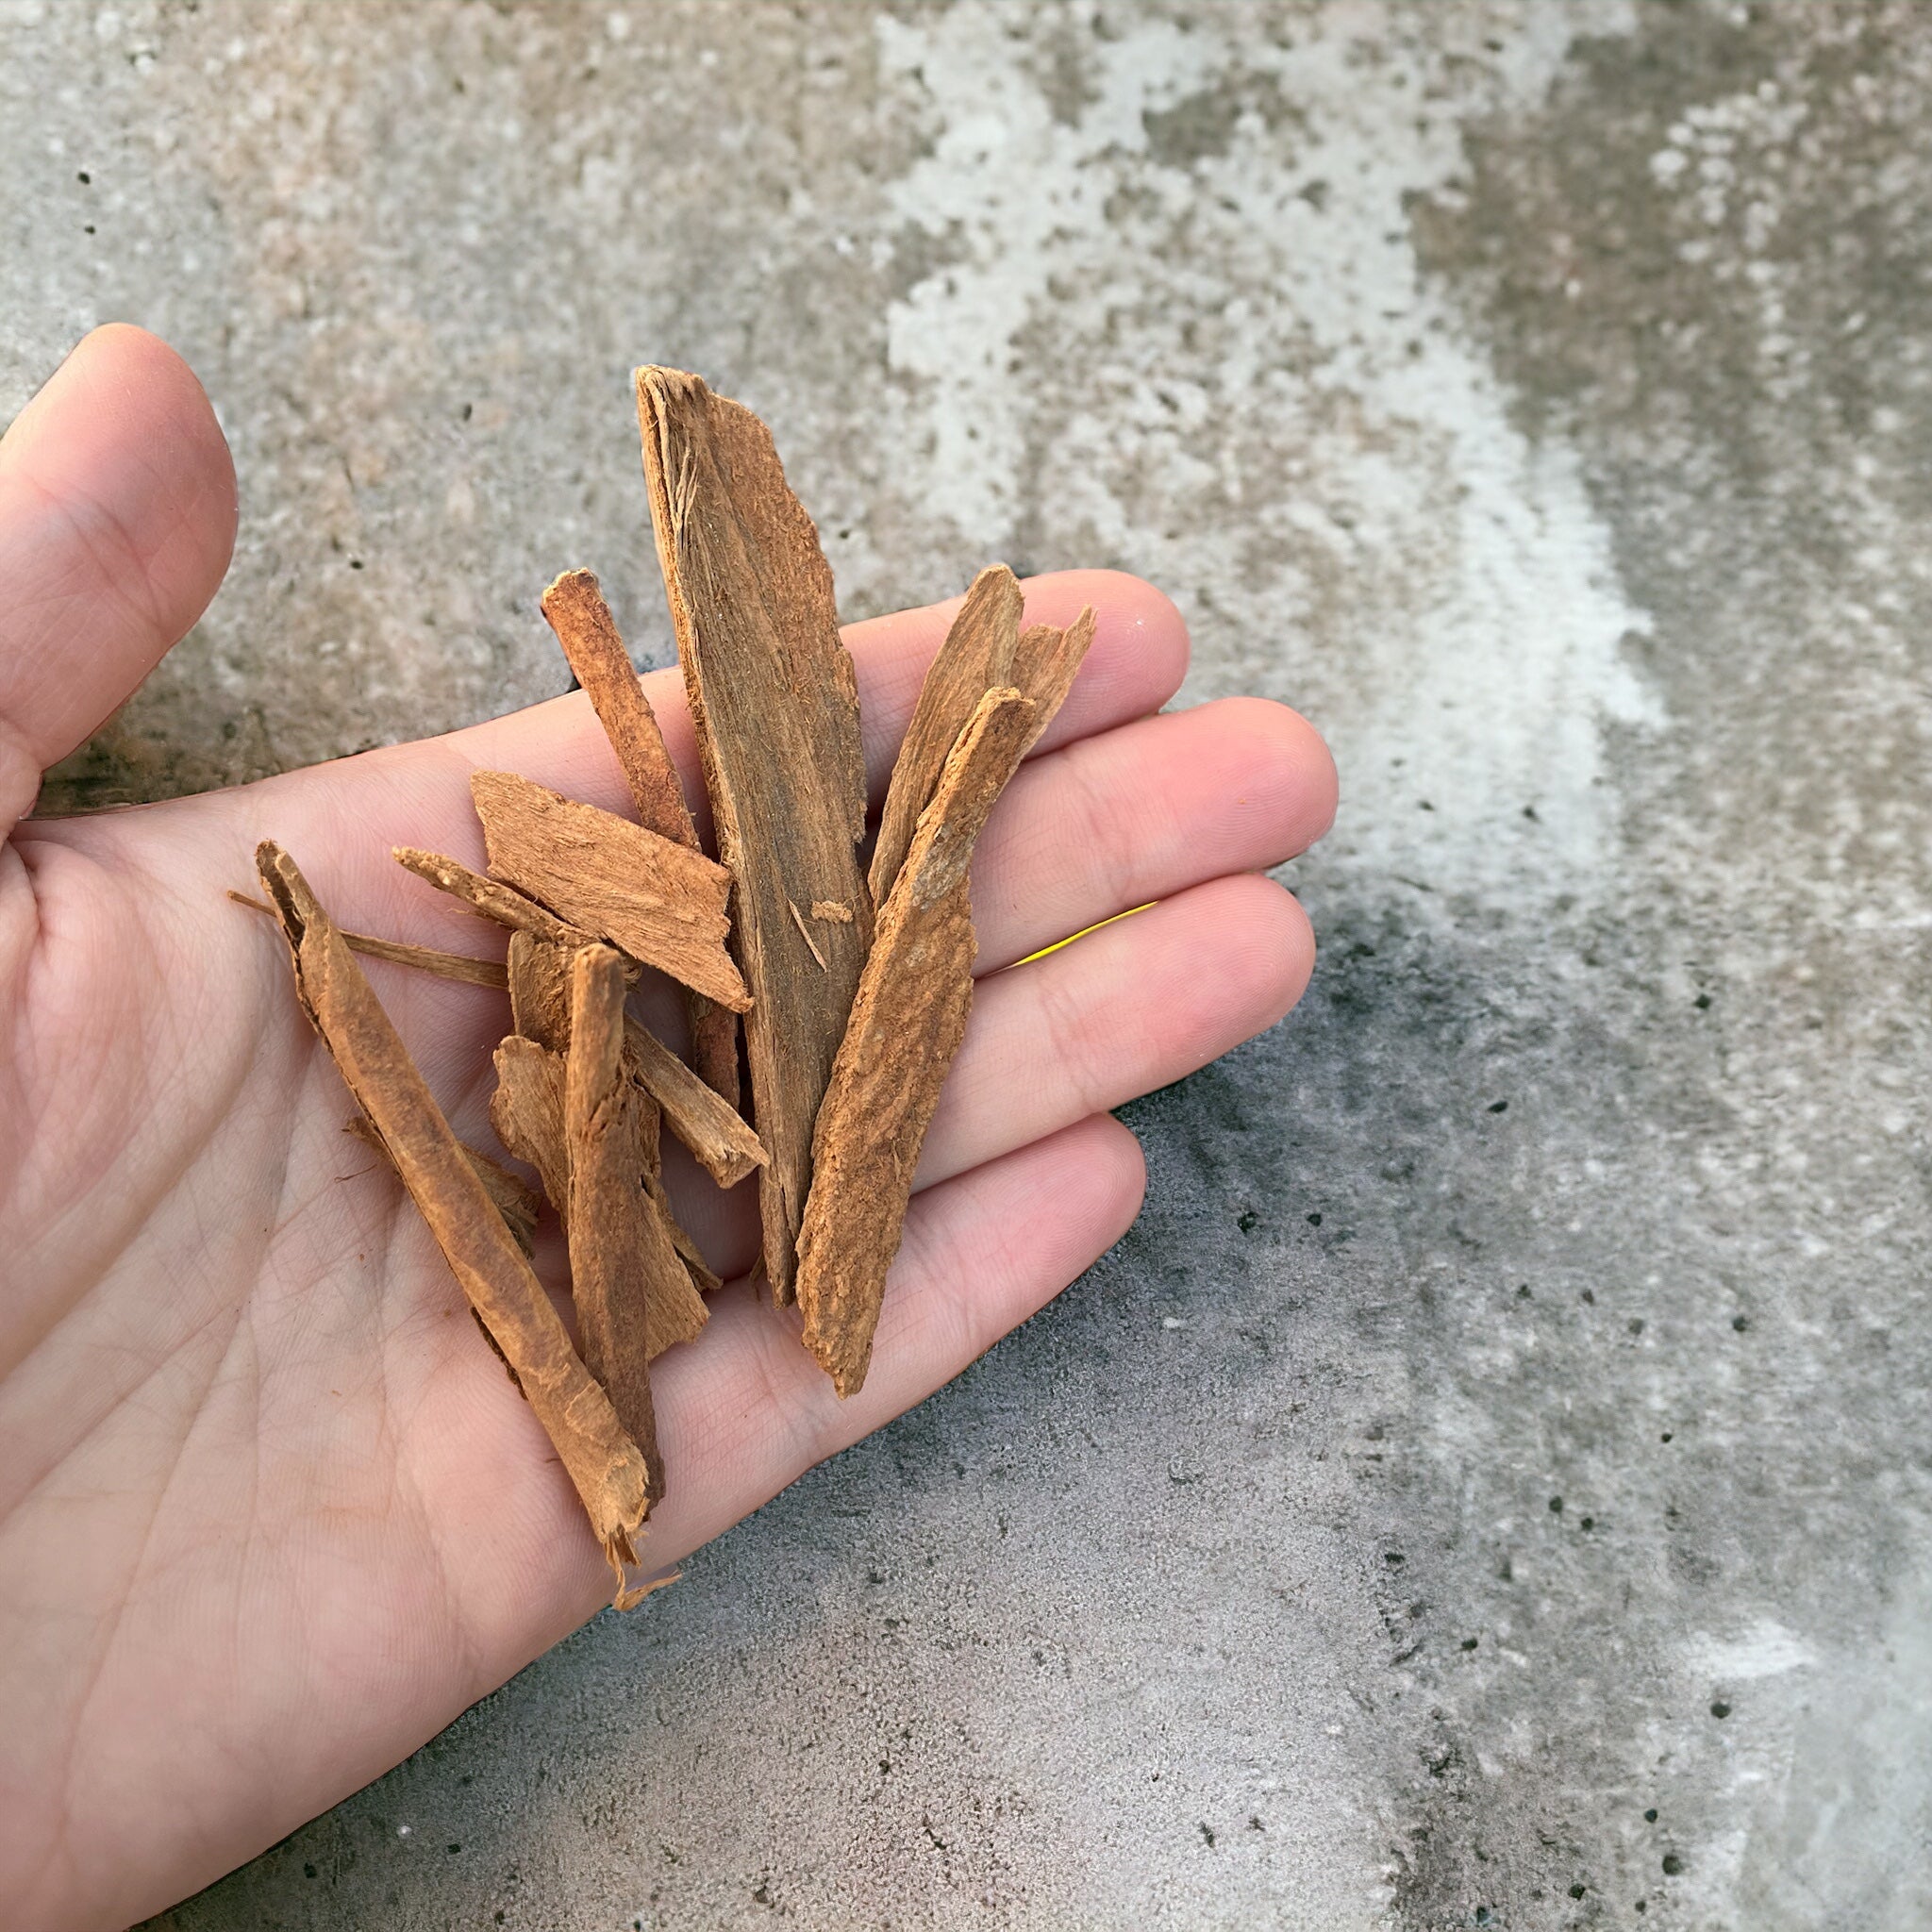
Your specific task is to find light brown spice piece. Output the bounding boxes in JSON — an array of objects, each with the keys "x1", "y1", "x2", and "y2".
[
  {"x1": 253, "y1": 841, "x2": 653, "y2": 1595},
  {"x1": 1009, "y1": 607, "x2": 1099, "y2": 753},
  {"x1": 566, "y1": 949, "x2": 672, "y2": 1499},
  {"x1": 868, "y1": 564, "x2": 1024, "y2": 906},
  {"x1": 636, "y1": 365, "x2": 873, "y2": 1303},
  {"x1": 471, "y1": 769, "x2": 750, "y2": 1014},
  {"x1": 491, "y1": 1034, "x2": 572, "y2": 1213},
  {"x1": 345, "y1": 1113, "x2": 540, "y2": 1255},
  {"x1": 794, "y1": 689, "x2": 1039, "y2": 1398},
  {"x1": 508, "y1": 932, "x2": 662, "y2": 1180},
  {"x1": 230, "y1": 890, "x2": 511, "y2": 989},
  {"x1": 566, "y1": 950, "x2": 708, "y2": 1470},
  {"x1": 541, "y1": 567, "x2": 741, "y2": 1106},
  {"x1": 622, "y1": 1012, "x2": 767, "y2": 1191},
  {"x1": 393, "y1": 846, "x2": 597, "y2": 949}
]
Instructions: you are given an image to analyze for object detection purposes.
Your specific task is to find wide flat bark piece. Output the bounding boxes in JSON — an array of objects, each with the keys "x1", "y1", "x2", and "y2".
[
  {"x1": 636, "y1": 365, "x2": 872, "y2": 1302},
  {"x1": 471, "y1": 769, "x2": 749, "y2": 1014},
  {"x1": 541, "y1": 567, "x2": 741, "y2": 1106},
  {"x1": 254, "y1": 841, "x2": 652, "y2": 1591},
  {"x1": 794, "y1": 690, "x2": 1037, "y2": 1398},
  {"x1": 869, "y1": 564, "x2": 1023, "y2": 906}
]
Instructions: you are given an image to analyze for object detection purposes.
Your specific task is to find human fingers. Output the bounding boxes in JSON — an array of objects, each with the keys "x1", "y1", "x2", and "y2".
[
  {"x1": 114, "y1": 570, "x2": 1191, "y2": 968},
  {"x1": 918, "y1": 873, "x2": 1315, "y2": 1190},
  {"x1": 969, "y1": 695, "x2": 1337, "y2": 972},
  {"x1": 0, "y1": 325, "x2": 236, "y2": 829},
  {"x1": 432, "y1": 568, "x2": 1189, "y2": 843}
]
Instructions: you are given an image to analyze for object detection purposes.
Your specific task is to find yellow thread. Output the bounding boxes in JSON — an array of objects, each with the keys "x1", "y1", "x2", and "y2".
[{"x1": 1011, "y1": 903, "x2": 1157, "y2": 966}]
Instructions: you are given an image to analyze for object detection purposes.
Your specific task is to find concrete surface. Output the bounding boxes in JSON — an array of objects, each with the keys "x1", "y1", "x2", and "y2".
[{"x1": 3, "y1": 1, "x2": 1926, "y2": 1925}]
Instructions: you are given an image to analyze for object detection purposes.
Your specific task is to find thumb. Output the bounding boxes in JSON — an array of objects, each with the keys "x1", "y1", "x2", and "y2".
[{"x1": 0, "y1": 325, "x2": 237, "y2": 830}]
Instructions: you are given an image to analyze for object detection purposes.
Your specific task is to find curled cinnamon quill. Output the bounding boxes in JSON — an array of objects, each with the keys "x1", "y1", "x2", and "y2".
[{"x1": 254, "y1": 841, "x2": 654, "y2": 1599}]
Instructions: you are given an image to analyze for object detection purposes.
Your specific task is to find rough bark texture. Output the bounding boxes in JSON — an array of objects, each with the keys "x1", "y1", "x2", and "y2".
[
  {"x1": 541, "y1": 567, "x2": 741, "y2": 1106},
  {"x1": 490, "y1": 1034, "x2": 571, "y2": 1214},
  {"x1": 623, "y1": 1012, "x2": 767, "y2": 1191},
  {"x1": 635, "y1": 365, "x2": 872, "y2": 1303},
  {"x1": 794, "y1": 691, "x2": 1037, "y2": 1397},
  {"x1": 254, "y1": 841, "x2": 652, "y2": 1591},
  {"x1": 393, "y1": 845, "x2": 596, "y2": 949},
  {"x1": 1009, "y1": 606, "x2": 1098, "y2": 754},
  {"x1": 564, "y1": 948, "x2": 675, "y2": 1499},
  {"x1": 471, "y1": 769, "x2": 749, "y2": 1013},
  {"x1": 868, "y1": 564, "x2": 1023, "y2": 906}
]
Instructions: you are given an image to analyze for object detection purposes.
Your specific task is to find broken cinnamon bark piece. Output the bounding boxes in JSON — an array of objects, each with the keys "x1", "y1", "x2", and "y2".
[
  {"x1": 541, "y1": 568, "x2": 741, "y2": 1107},
  {"x1": 394, "y1": 846, "x2": 597, "y2": 949},
  {"x1": 253, "y1": 841, "x2": 653, "y2": 1593},
  {"x1": 567, "y1": 950, "x2": 708, "y2": 1455},
  {"x1": 508, "y1": 933, "x2": 663, "y2": 1181},
  {"x1": 471, "y1": 770, "x2": 750, "y2": 1014},
  {"x1": 491, "y1": 1034, "x2": 571, "y2": 1213},
  {"x1": 345, "y1": 1114, "x2": 540, "y2": 1255},
  {"x1": 794, "y1": 689, "x2": 1038, "y2": 1398},
  {"x1": 869, "y1": 564, "x2": 1023, "y2": 905},
  {"x1": 636, "y1": 365, "x2": 873, "y2": 1303},
  {"x1": 565, "y1": 947, "x2": 668, "y2": 1498},
  {"x1": 1009, "y1": 606, "x2": 1098, "y2": 753},
  {"x1": 230, "y1": 890, "x2": 511, "y2": 989},
  {"x1": 622, "y1": 1012, "x2": 767, "y2": 1191}
]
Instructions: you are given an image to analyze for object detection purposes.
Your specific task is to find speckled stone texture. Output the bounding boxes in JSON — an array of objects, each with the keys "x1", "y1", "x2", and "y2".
[{"x1": 5, "y1": 1, "x2": 1926, "y2": 1925}]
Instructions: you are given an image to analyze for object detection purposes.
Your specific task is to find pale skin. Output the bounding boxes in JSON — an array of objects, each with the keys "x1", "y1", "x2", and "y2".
[{"x1": 0, "y1": 326, "x2": 1338, "y2": 1931}]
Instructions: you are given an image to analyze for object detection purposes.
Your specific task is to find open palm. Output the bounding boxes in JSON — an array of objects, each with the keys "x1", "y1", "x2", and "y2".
[{"x1": 0, "y1": 328, "x2": 1337, "y2": 1931}]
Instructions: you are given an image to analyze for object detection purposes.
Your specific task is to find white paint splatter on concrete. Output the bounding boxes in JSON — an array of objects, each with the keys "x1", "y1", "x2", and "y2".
[{"x1": 878, "y1": 0, "x2": 1657, "y2": 908}]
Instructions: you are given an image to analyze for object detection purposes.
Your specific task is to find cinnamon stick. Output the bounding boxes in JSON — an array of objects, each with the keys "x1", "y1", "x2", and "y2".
[
  {"x1": 794, "y1": 690, "x2": 1038, "y2": 1397},
  {"x1": 541, "y1": 568, "x2": 741, "y2": 1106},
  {"x1": 471, "y1": 770, "x2": 750, "y2": 1014},
  {"x1": 229, "y1": 890, "x2": 510, "y2": 989},
  {"x1": 566, "y1": 949, "x2": 708, "y2": 1498},
  {"x1": 394, "y1": 846, "x2": 597, "y2": 949},
  {"x1": 622, "y1": 1011, "x2": 767, "y2": 1191},
  {"x1": 868, "y1": 564, "x2": 1023, "y2": 905},
  {"x1": 636, "y1": 366, "x2": 873, "y2": 1303},
  {"x1": 1010, "y1": 607, "x2": 1098, "y2": 752},
  {"x1": 254, "y1": 841, "x2": 653, "y2": 1591},
  {"x1": 491, "y1": 1034, "x2": 571, "y2": 1213}
]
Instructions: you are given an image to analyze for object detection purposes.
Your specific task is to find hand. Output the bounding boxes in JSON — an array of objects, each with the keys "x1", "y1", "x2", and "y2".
[{"x1": 0, "y1": 327, "x2": 1337, "y2": 1931}]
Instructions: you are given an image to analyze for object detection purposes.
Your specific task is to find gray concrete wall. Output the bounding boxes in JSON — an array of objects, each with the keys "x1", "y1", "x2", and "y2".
[{"x1": 3, "y1": 2, "x2": 1924, "y2": 1925}]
